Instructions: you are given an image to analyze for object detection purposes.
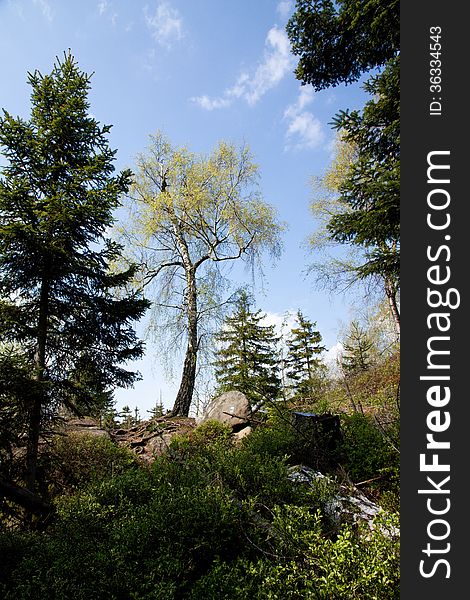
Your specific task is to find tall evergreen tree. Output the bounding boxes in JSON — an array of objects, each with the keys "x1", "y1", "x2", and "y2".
[
  {"x1": 0, "y1": 53, "x2": 149, "y2": 490},
  {"x1": 327, "y1": 58, "x2": 400, "y2": 329},
  {"x1": 340, "y1": 321, "x2": 374, "y2": 376},
  {"x1": 287, "y1": 1, "x2": 400, "y2": 331},
  {"x1": 286, "y1": 0, "x2": 399, "y2": 90},
  {"x1": 284, "y1": 310, "x2": 326, "y2": 400},
  {"x1": 213, "y1": 291, "x2": 281, "y2": 406}
]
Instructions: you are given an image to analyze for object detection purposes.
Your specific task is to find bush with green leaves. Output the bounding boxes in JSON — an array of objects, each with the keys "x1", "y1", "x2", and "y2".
[
  {"x1": 38, "y1": 432, "x2": 140, "y2": 496},
  {"x1": 1, "y1": 466, "x2": 244, "y2": 598},
  {"x1": 241, "y1": 407, "x2": 340, "y2": 473},
  {"x1": 167, "y1": 418, "x2": 233, "y2": 459},
  {"x1": 190, "y1": 509, "x2": 399, "y2": 599},
  {"x1": 0, "y1": 418, "x2": 399, "y2": 599},
  {"x1": 334, "y1": 412, "x2": 399, "y2": 511},
  {"x1": 319, "y1": 353, "x2": 400, "y2": 418},
  {"x1": 165, "y1": 420, "x2": 310, "y2": 509},
  {"x1": 337, "y1": 413, "x2": 398, "y2": 482}
]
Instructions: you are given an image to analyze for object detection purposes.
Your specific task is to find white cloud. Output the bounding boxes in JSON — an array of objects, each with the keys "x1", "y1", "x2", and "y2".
[
  {"x1": 325, "y1": 92, "x2": 337, "y2": 106},
  {"x1": 97, "y1": 1, "x2": 118, "y2": 27},
  {"x1": 144, "y1": 1, "x2": 183, "y2": 48},
  {"x1": 236, "y1": 26, "x2": 294, "y2": 105},
  {"x1": 296, "y1": 86, "x2": 315, "y2": 110},
  {"x1": 33, "y1": 0, "x2": 53, "y2": 22},
  {"x1": 263, "y1": 310, "x2": 293, "y2": 330},
  {"x1": 8, "y1": 0, "x2": 25, "y2": 19},
  {"x1": 326, "y1": 136, "x2": 337, "y2": 158},
  {"x1": 323, "y1": 342, "x2": 343, "y2": 366},
  {"x1": 285, "y1": 112, "x2": 324, "y2": 148},
  {"x1": 283, "y1": 86, "x2": 325, "y2": 150},
  {"x1": 276, "y1": 0, "x2": 294, "y2": 20},
  {"x1": 191, "y1": 26, "x2": 294, "y2": 110},
  {"x1": 192, "y1": 95, "x2": 232, "y2": 111},
  {"x1": 322, "y1": 342, "x2": 344, "y2": 378},
  {"x1": 97, "y1": 0, "x2": 109, "y2": 15},
  {"x1": 262, "y1": 310, "x2": 298, "y2": 344},
  {"x1": 263, "y1": 311, "x2": 334, "y2": 366}
]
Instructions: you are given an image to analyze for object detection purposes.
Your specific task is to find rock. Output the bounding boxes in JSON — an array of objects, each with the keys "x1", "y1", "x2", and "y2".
[
  {"x1": 62, "y1": 417, "x2": 109, "y2": 438},
  {"x1": 233, "y1": 425, "x2": 252, "y2": 442},
  {"x1": 110, "y1": 416, "x2": 196, "y2": 462},
  {"x1": 287, "y1": 465, "x2": 398, "y2": 536},
  {"x1": 291, "y1": 412, "x2": 341, "y2": 442},
  {"x1": 145, "y1": 429, "x2": 184, "y2": 458},
  {"x1": 196, "y1": 391, "x2": 251, "y2": 430}
]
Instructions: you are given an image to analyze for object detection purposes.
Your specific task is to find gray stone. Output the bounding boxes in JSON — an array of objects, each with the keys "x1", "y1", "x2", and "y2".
[
  {"x1": 287, "y1": 465, "x2": 399, "y2": 537},
  {"x1": 233, "y1": 425, "x2": 252, "y2": 442},
  {"x1": 63, "y1": 417, "x2": 109, "y2": 437},
  {"x1": 110, "y1": 417, "x2": 196, "y2": 462},
  {"x1": 197, "y1": 391, "x2": 251, "y2": 429}
]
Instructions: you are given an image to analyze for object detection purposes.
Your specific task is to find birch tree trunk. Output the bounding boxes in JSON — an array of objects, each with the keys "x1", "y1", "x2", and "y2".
[
  {"x1": 385, "y1": 276, "x2": 400, "y2": 335},
  {"x1": 171, "y1": 266, "x2": 198, "y2": 416}
]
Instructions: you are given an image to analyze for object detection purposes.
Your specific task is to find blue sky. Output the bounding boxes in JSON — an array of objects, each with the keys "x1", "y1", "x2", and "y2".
[{"x1": 1, "y1": 0, "x2": 370, "y2": 416}]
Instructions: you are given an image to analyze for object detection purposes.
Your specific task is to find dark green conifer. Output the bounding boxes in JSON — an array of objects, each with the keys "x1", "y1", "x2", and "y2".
[
  {"x1": 0, "y1": 53, "x2": 149, "y2": 488},
  {"x1": 284, "y1": 310, "x2": 326, "y2": 400},
  {"x1": 340, "y1": 321, "x2": 374, "y2": 376},
  {"x1": 214, "y1": 291, "x2": 281, "y2": 406}
]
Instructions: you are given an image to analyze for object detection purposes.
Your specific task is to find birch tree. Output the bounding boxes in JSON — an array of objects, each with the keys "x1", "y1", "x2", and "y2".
[{"x1": 124, "y1": 133, "x2": 283, "y2": 416}]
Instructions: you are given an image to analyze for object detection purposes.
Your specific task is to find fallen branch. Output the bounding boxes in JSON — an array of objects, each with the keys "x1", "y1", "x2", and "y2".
[
  {"x1": 354, "y1": 474, "x2": 388, "y2": 487},
  {"x1": 221, "y1": 411, "x2": 265, "y2": 425},
  {"x1": 0, "y1": 477, "x2": 51, "y2": 515}
]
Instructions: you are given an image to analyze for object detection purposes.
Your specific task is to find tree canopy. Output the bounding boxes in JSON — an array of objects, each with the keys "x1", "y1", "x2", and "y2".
[
  {"x1": 327, "y1": 58, "x2": 399, "y2": 275},
  {"x1": 307, "y1": 57, "x2": 400, "y2": 330},
  {"x1": 287, "y1": 0, "x2": 400, "y2": 331},
  {"x1": 286, "y1": 0, "x2": 400, "y2": 89},
  {"x1": 123, "y1": 133, "x2": 284, "y2": 416}
]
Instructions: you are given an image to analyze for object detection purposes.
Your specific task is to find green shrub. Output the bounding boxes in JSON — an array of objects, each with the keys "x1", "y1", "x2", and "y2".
[
  {"x1": 242, "y1": 414, "x2": 339, "y2": 473},
  {"x1": 333, "y1": 413, "x2": 399, "y2": 511},
  {"x1": 2, "y1": 463, "x2": 243, "y2": 598},
  {"x1": 191, "y1": 510, "x2": 400, "y2": 599},
  {"x1": 1, "y1": 412, "x2": 399, "y2": 599},
  {"x1": 337, "y1": 413, "x2": 395, "y2": 482},
  {"x1": 0, "y1": 531, "x2": 32, "y2": 596},
  {"x1": 167, "y1": 419, "x2": 233, "y2": 461},
  {"x1": 166, "y1": 421, "x2": 310, "y2": 509},
  {"x1": 241, "y1": 420, "x2": 298, "y2": 460},
  {"x1": 39, "y1": 432, "x2": 139, "y2": 496},
  {"x1": 192, "y1": 419, "x2": 233, "y2": 445}
]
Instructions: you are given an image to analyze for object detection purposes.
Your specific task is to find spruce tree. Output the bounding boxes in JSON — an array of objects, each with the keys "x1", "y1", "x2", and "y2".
[
  {"x1": 284, "y1": 310, "x2": 326, "y2": 400},
  {"x1": 340, "y1": 321, "x2": 374, "y2": 376},
  {"x1": 0, "y1": 53, "x2": 149, "y2": 489},
  {"x1": 213, "y1": 291, "x2": 281, "y2": 406}
]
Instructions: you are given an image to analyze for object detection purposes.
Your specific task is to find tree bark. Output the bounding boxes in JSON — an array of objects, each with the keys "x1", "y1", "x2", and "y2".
[
  {"x1": 25, "y1": 277, "x2": 49, "y2": 491},
  {"x1": 0, "y1": 476, "x2": 50, "y2": 515},
  {"x1": 384, "y1": 276, "x2": 400, "y2": 335},
  {"x1": 171, "y1": 340, "x2": 198, "y2": 417},
  {"x1": 171, "y1": 266, "x2": 198, "y2": 417}
]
